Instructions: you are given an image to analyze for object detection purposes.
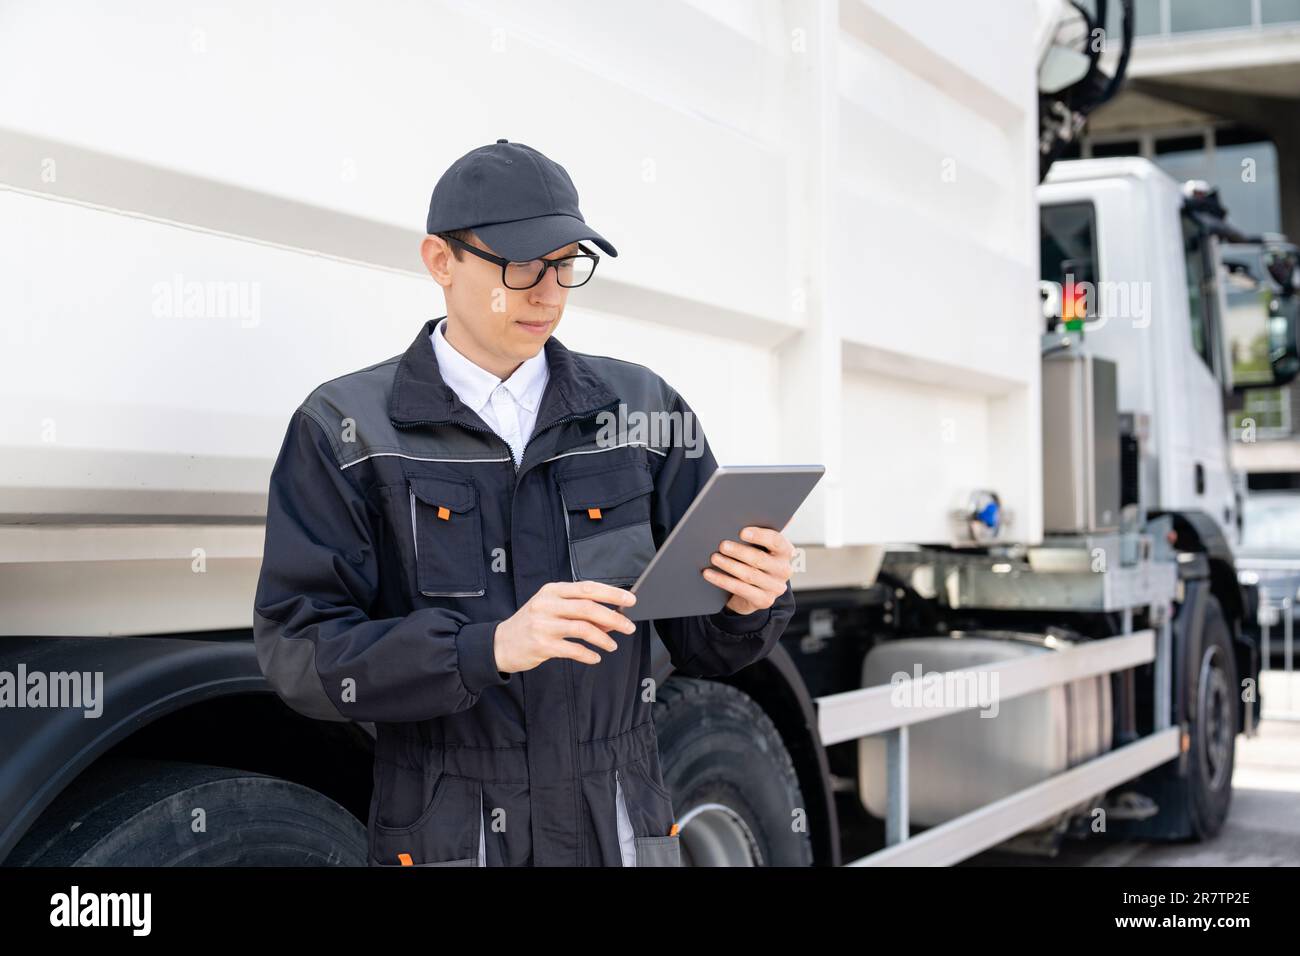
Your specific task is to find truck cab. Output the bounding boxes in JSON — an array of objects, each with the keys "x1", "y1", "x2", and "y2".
[{"x1": 1037, "y1": 157, "x2": 1297, "y2": 553}]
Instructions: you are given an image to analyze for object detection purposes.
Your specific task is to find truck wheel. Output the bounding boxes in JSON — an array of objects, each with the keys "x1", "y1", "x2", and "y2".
[
  {"x1": 6, "y1": 757, "x2": 366, "y2": 866},
  {"x1": 1183, "y1": 594, "x2": 1238, "y2": 840},
  {"x1": 653, "y1": 677, "x2": 813, "y2": 866}
]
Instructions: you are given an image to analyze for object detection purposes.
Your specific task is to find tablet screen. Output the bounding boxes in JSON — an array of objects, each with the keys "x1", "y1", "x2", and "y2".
[{"x1": 625, "y1": 464, "x2": 824, "y2": 622}]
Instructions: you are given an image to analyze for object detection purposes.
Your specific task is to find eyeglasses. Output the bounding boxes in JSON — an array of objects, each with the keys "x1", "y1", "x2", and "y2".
[{"x1": 440, "y1": 234, "x2": 600, "y2": 290}]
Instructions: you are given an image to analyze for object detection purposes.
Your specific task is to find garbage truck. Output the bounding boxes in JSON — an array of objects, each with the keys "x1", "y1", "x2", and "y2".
[{"x1": 0, "y1": 0, "x2": 1275, "y2": 866}]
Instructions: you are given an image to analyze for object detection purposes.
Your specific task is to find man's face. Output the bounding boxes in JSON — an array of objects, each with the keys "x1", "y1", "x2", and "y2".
[{"x1": 421, "y1": 231, "x2": 579, "y2": 374}]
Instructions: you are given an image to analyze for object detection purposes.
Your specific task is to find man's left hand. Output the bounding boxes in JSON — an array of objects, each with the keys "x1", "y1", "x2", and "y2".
[{"x1": 703, "y1": 526, "x2": 795, "y2": 616}]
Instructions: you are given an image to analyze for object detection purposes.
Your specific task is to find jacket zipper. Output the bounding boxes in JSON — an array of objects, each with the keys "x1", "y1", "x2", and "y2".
[
  {"x1": 527, "y1": 401, "x2": 621, "y2": 865},
  {"x1": 524, "y1": 399, "x2": 620, "y2": 866},
  {"x1": 397, "y1": 400, "x2": 619, "y2": 864}
]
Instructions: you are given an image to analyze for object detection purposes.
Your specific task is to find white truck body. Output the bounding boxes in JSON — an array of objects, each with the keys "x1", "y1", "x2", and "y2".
[{"x1": 0, "y1": 0, "x2": 1054, "y2": 636}]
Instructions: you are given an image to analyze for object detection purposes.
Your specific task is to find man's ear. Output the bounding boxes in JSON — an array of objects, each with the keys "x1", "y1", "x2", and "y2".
[{"x1": 421, "y1": 235, "x2": 453, "y2": 288}]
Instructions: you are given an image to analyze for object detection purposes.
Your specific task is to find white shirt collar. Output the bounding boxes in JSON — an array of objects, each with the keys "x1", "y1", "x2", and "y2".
[{"x1": 430, "y1": 316, "x2": 549, "y2": 413}]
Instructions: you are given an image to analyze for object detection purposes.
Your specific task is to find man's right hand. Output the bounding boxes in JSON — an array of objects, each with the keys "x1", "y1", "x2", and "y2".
[{"x1": 493, "y1": 580, "x2": 638, "y2": 673}]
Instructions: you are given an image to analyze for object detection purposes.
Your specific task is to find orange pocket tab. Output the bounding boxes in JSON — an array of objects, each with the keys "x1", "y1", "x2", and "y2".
[
  {"x1": 587, "y1": 507, "x2": 602, "y2": 520},
  {"x1": 398, "y1": 852, "x2": 414, "y2": 866},
  {"x1": 436, "y1": 506, "x2": 450, "y2": 520}
]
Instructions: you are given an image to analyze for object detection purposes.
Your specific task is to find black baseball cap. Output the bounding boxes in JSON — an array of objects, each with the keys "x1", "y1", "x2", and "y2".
[{"x1": 426, "y1": 139, "x2": 618, "y2": 261}]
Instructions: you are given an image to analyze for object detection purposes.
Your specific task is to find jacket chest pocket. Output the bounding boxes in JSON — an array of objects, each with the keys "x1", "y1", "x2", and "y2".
[
  {"x1": 555, "y1": 463, "x2": 657, "y2": 588},
  {"x1": 408, "y1": 476, "x2": 486, "y2": 598}
]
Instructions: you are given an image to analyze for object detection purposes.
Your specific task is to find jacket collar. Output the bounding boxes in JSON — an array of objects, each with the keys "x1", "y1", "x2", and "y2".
[{"x1": 389, "y1": 316, "x2": 619, "y2": 429}]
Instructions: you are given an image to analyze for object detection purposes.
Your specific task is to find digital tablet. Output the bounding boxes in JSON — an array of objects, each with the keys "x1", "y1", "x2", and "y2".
[{"x1": 625, "y1": 464, "x2": 825, "y2": 622}]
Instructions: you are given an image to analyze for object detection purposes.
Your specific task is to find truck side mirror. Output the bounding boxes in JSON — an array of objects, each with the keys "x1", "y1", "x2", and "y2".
[
  {"x1": 1268, "y1": 305, "x2": 1300, "y2": 387},
  {"x1": 1265, "y1": 248, "x2": 1300, "y2": 295},
  {"x1": 1227, "y1": 261, "x2": 1300, "y2": 392},
  {"x1": 1262, "y1": 246, "x2": 1300, "y2": 386},
  {"x1": 1230, "y1": 307, "x2": 1300, "y2": 393}
]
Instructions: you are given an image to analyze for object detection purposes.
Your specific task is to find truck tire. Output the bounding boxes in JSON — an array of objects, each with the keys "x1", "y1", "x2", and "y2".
[
  {"x1": 653, "y1": 677, "x2": 814, "y2": 866},
  {"x1": 6, "y1": 757, "x2": 367, "y2": 866},
  {"x1": 1183, "y1": 594, "x2": 1238, "y2": 840}
]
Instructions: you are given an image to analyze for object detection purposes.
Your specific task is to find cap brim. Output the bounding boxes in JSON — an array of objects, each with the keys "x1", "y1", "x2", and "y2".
[{"x1": 473, "y1": 214, "x2": 618, "y2": 260}]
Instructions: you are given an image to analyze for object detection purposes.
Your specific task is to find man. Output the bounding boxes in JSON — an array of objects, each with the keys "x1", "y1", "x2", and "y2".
[{"x1": 253, "y1": 139, "x2": 797, "y2": 867}]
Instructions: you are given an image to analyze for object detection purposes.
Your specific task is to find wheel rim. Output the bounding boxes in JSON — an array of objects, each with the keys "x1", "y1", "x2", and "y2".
[
  {"x1": 675, "y1": 802, "x2": 763, "y2": 866},
  {"x1": 1197, "y1": 643, "x2": 1234, "y2": 792}
]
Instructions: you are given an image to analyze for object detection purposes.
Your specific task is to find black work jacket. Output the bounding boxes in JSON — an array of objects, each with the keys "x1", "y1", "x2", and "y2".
[{"x1": 253, "y1": 316, "x2": 795, "y2": 866}]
